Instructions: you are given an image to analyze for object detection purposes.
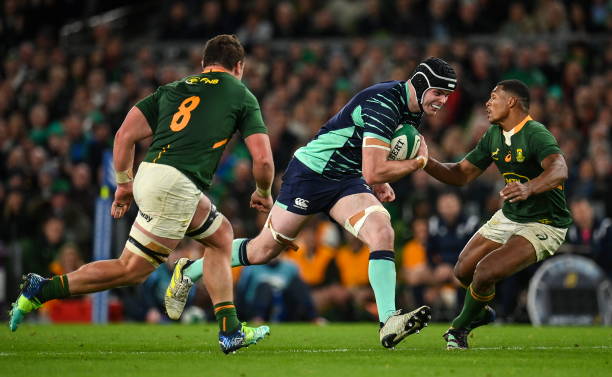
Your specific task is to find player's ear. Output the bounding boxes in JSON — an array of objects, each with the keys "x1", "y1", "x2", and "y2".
[
  {"x1": 234, "y1": 60, "x2": 245, "y2": 79},
  {"x1": 508, "y1": 96, "x2": 517, "y2": 109}
]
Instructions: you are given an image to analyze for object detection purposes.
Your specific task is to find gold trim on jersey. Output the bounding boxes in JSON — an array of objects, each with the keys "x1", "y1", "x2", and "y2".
[
  {"x1": 153, "y1": 144, "x2": 171, "y2": 163},
  {"x1": 212, "y1": 138, "x2": 228, "y2": 149}
]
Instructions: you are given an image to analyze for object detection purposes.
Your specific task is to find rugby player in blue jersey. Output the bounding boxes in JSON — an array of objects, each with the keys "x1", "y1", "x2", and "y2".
[{"x1": 166, "y1": 57, "x2": 457, "y2": 348}]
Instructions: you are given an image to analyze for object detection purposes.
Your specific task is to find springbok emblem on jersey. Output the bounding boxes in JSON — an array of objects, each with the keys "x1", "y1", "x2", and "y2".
[
  {"x1": 491, "y1": 148, "x2": 500, "y2": 161},
  {"x1": 516, "y1": 149, "x2": 525, "y2": 162}
]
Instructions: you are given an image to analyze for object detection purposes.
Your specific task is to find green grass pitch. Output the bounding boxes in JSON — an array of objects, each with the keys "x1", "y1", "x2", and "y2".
[{"x1": 2, "y1": 323, "x2": 611, "y2": 377}]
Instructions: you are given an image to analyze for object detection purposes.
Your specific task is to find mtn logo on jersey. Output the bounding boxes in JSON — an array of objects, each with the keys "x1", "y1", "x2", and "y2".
[
  {"x1": 535, "y1": 233, "x2": 548, "y2": 241},
  {"x1": 294, "y1": 198, "x2": 309, "y2": 210}
]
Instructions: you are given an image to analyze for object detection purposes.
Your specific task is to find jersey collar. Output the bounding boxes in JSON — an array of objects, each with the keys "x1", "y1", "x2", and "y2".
[
  {"x1": 510, "y1": 115, "x2": 532, "y2": 134},
  {"x1": 201, "y1": 66, "x2": 229, "y2": 73},
  {"x1": 501, "y1": 115, "x2": 532, "y2": 145},
  {"x1": 404, "y1": 81, "x2": 421, "y2": 116}
]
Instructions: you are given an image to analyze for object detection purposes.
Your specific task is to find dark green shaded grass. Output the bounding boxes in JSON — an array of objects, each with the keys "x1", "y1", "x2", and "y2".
[{"x1": 1, "y1": 323, "x2": 611, "y2": 377}]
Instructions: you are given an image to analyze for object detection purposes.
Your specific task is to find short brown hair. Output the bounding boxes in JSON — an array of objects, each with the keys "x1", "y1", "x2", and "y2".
[{"x1": 202, "y1": 34, "x2": 245, "y2": 70}]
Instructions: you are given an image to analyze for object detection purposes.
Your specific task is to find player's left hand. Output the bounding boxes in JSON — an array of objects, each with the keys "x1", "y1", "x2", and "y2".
[
  {"x1": 111, "y1": 182, "x2": 133, "y2": 218},
  {"x1": 500, "y1": 181, "x2": 531, "y2": 203},
  {"x1": 373, "y1": 183, "x2": 395, "y2": 203},
  {"x1": 250, "y1": 190, "x2": 273, "y2": 213}
]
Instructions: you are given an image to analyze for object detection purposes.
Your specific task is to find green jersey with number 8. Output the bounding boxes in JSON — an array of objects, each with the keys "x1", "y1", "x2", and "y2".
[{"x1": 135, "y1": 71, "x2": 267, "y2": 191}]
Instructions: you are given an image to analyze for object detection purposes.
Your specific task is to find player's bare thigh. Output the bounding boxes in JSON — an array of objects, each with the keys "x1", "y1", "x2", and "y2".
[
  {"x1": 247, "y1": 203, "x2": 311, "y2": 264},
  {"x1": 329, "y1": 193, "x2": 393, "y2": 250},
  {"x1": 471, "y1": 234, "x2": 537, "y2": 293},
  {"x1": 453, "y1": 233, "x2": 503, "y2": 286}
]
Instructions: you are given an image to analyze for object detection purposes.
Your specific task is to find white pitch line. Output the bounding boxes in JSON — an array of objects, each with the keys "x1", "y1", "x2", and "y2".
[{"x1": 1, "y1": 345, "x2": 611, "y2": 357}]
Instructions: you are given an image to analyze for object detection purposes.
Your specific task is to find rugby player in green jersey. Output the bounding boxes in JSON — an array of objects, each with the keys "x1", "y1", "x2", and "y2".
[
  {"x1": 166, "y1": 57, "x2": 458, "y2": 348},
  {"x1": 9, "y1": 35, "x2": 273, "y2": 354},
  {"x1": 424, "y1": 79, "x2": 571, "y2": 349}
]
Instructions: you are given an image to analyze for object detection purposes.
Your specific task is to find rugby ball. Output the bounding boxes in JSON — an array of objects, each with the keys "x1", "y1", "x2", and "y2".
[{"x1": 388, "y1": 124, "x2": 421, "y2": 160}]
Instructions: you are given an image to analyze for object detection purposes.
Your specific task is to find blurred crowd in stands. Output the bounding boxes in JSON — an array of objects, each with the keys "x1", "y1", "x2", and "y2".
[{"x1": 1, "y1": 0, "x2": 611, "y2": 323}]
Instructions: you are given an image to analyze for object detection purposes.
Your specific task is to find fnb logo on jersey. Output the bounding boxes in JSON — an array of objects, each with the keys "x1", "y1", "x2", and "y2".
[
  {"x1": 294, "y1": 198, "x2": 309, "y2": 210},
  {"x1": 185, "y1": 77, "x2": 219, "y2": 85}
]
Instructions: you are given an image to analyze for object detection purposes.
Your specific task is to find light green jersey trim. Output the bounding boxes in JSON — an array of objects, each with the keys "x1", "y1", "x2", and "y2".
[
  {"x1": 294, "y1": 125, "x2": 356, "y2": 174},
  {"x1": 351, "y1": 105, "x2": 364, "y2": 127},
  {"x1": 274, "y1": 201, "x2": 288, "y2": 210}
]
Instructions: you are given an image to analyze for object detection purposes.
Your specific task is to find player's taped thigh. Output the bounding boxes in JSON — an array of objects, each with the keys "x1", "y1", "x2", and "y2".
[
  {"x1": 344, "y1": 205, "x2": 391, "y2": 237},
  {"x1": 125, "y1": 225, "x2": 173, "y2": 267},
  {"x1": 186, "y1": 204, "x2": 224, "y2": 240},
  {"x1": 266, "y1": 216, "x2": 299, "y2": 251}
]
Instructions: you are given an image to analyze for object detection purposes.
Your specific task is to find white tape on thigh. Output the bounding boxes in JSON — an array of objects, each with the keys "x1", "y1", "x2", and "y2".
[
  {"x1": 187, "y1": 205, "x2": 224, "y2": 240},
  {"x1": 125, "y1": 225, "x2": 173, "y2": 267},
  {"x1": 344, "y1": 205, "x2": 391, "y2": 237},
  {"x1": 267, "y1": 217, "x2": 299, "y2": 251},
  {"x1": 190, "y1": 214, "x2": 224, "y2": 240}
]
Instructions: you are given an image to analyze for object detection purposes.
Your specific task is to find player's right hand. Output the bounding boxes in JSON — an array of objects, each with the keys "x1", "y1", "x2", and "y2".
[
  {"x1": 250, "y1": 190, "x2": 273, "y2": 213},
  {"x1": 416, "y1": 135, "x2": 429, "y2": 168},
  {"x1": 111, "y1": 182, "x2": 133, "y2": 219},
  {"x1": 417, "y1": 135, "x2": 428, "y2": 159}
]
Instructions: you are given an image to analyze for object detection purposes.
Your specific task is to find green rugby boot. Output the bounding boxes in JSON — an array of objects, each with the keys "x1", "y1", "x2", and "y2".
[
  {"x1": 9, "y1": 274, "x2": 46, "y2": 332},
  {"x1": 218, "y1": 323, "x2": 270, "y2": 354}
]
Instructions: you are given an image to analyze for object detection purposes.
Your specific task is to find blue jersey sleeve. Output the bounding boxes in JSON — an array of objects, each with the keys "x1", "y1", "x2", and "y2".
[{"x1": 361, "y1": 93, "x2": 401, "y2": 144}]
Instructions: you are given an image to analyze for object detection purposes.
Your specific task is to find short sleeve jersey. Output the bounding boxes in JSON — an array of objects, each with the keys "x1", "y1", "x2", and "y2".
[
  {"x1": 135, "y1": 71, "x2": 266, "y2": 191},
  {"x1": 294, "y1": 81, "x2": 422, "y2": 180},
  {"x1": 465, "y1": 116, "x2": 572, "y2": 228}
]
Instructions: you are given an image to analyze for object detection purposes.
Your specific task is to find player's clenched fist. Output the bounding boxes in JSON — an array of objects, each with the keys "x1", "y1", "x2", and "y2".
[
  {"x1": 499, "y1": 181, "x2": 532, "y2": 203},
  {"x1": 250, "y1": 190, "x2": 273, "y2": 213}
]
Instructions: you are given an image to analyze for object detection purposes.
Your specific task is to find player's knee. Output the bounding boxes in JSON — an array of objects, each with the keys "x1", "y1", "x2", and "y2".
[
  {"x1": 453, "y1": 261, "x2": 471, "y2": 284},
  {"x1": 472, "y1": 260, "x2": 500, "y2": 286},
  {"x1": 364, "y1": 221, "x2": 394, "y2": 249}
]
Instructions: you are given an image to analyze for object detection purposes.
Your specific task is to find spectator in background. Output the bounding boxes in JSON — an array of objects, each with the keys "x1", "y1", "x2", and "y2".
[
  {"x1": 401, "y1": 218, "x2": 431, "y2": 308},
  {"x1": 334, "y1": 233, "x2": 377, "y2": 321},
  {"x1": 566, "y1": 197, "x2": 612, "y2": 276},
  {"x1": 20, "y1": 216, "x2": 66, "y2": 276},
  {"x1": 236, "y1": 258, "x2": 320, "y2": 323},
  {"x1": 427, "y1": 191, "x2": 479, "y2": 317},
  {"x1": 159, "y1": 2, "x2": 192, "y2": 40},
  {"x1": 49, "y1": 242, "x2": 85, "y2": 276},
  {"x1": 284, "y1": 221, "x2": 350, "y2": 321},
  {"x1": 500, "y1": 2, "x2": 537, "y2": 36}
]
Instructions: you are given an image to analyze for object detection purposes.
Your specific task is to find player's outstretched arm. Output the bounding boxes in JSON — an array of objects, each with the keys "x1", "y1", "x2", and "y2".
[
  {"x1": 111, "y1": 106, "x2": 153, "y2": 218},
  {"x1": 424, "y1": 158, "x2": 482, "y2": 186},
  {"x1": 500, "y1": 153, "x2": 567, "y2": 203},
  {"x1": 244, "y1": 133, "x2": 275, "y2": 212},
  {"x1": 362, "y1": 135, "x2": 428, "y2": 185}
]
